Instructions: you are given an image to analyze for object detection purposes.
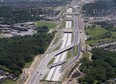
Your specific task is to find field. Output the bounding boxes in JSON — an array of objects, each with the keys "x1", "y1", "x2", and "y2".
[
  {"x1": 85, "y1": 25, "x2": 116, "y2": 44},
  {"x1": 1, "y1": 79, "x2": 15, "y2": 84},
  {"x1": 34, "y1": 21, "x2": 57, "y2": 29},
  {"x1": 85, "y1": 26, "x2": 108, "y2": 37}
]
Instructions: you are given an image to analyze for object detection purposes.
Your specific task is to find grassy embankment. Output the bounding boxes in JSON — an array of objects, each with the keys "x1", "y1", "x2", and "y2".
[{"x1": 1, "y1": 79, "x2": 15, "y2": 84}]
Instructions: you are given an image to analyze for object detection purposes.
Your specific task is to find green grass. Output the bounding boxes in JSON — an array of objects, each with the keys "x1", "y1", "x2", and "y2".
[
  {"x1": 67, "y1": 46, "x2": 78, "y2": 59},
  {"x1": 85, "y1": 25, "x2": 116, "y2": 44},
  {"x1": 34, "y1": 21, "x2": 57, "y2": 29},
  {"x1": 60, "y1": 19, "x2": 66, "y2": 29},
  {"x1": 86, "y1": 38, "x2": 111, "y2": 45},
  {"x1": 83, "y1": 52, "x2": 91, "y2": 58},
  {"x1": 85, "y1": 26, "x2": 108, "y2": 37},
  {"x1": 24, "y1": 61, "x2": 32, "y2": 68},
  {"x1": 66, "y1": 51, "x2": 72, "y2": 59},
  {"x1": 48, "y1": 58, "x2": 55, "y2": 65},
  {"x1": 112, "y1": 32, "x2": 116, "y2": 37},
  {"x1": 74, "y1": 45, "x2": 78, "y2": 55},
  {"x1": 2, "y1": 79, "x2": 15, "y2": 84}
]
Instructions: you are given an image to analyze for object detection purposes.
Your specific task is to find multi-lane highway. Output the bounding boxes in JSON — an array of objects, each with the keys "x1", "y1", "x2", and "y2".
[
  {"x1": 60, "y1": 15, "x2": 81, "y2": 73},
  {"x1": 46, "y1": 8, "x2": 73, "y2": 81},
  {"x1": 27, "y1": 2, "x2": 81, "y2": 84}
]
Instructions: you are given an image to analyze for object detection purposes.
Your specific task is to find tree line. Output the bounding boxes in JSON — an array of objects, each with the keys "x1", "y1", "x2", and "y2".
[
  {"x1": 0, "y1": 26, "x2": 54, "y2": 77},
  {"x1": 82, "y1": 0, "x2": 116, "y2": 17},
  {"x1": 0, "y1": 0, "x2": 71, "y2": 8},
  {"x1": 79, "y1": 48, "x2": 116, "y2": 84},
  {"x1": 0, "y1": 7, "x2": 40, "y2": 24},
  {"x1": 0, "y1": 6, "x2": 55, "y2": 24},
  {"x1": 94, "y1": 21, "x2": 116, "y2": 32}
]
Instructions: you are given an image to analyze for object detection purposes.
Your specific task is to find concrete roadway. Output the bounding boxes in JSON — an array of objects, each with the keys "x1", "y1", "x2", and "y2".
[
  {"x1": 46, "y1": 5, "x2": 81, "y2": 74},
  {"x1": 28, "y1": 7, "x2": 81, "y2": 84},
  {"x1": 46, "y1": 8, "x2": 73, "y2": 81},
  {"x1": 60, "y1": 15, "x2": 81, "y2": 73}
]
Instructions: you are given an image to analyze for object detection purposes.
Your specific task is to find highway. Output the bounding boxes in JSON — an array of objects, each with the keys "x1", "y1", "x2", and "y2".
[
  {"x1": 28, "y1": 3, "x2": 81, "y2": 84},
  {"x1": 46, "y1": 8, "x2": 73, "y2": 81},
  {"x1": 60, "y1": 15, "x2": 81, "y2": 73}
]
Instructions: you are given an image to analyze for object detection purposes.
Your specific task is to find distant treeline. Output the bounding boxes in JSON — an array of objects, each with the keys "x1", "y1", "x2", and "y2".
[
  {"x1": 0, "y1": 0, "x2": 72, "y2": 24},
  {"x1": 82, "y1": 0, "x2": 116, "y2": 17},
  {"x1": 0, "y1": 0, "x2": 72, "y2": 7},
  {"x1": 0, "y1": 6, "x2": 54, "y2": 24},
  {"x1": 0, "y1": 26, "x2": 54, "y2": 76},
  {"x1": 0, "y1": 7, "x2": 40, "y2": 24}
]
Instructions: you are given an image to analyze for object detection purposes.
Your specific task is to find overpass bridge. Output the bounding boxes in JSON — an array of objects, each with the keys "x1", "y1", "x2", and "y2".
[
  {"x1": 65, "y1": 17, "x2": 73, "y2": 21},
  {"x1": 28, "y1": 5, "x2": 81, "y2": 84},
  {"x1": 67, "y1": 5, "x2": 81, "y2": 10},
  {"x1": 47, "y1": 50, "x2": 80, "y2": 69},
  {"x1": 47, "y1": 15, "x2": 81, "y2": 71},
  {"x1": 64, "y1": 12, "x2": 80, "y2": 15},
  {"x1": 62, "y1": 28, "x2": 73, "y2": 33},
  {"x1": 44, "y1": 15, "x2": 80, "y2": 69},
  {"x1": 37, "y1": 15, "x2": 80, "y2": 73},
  {"x1": 48, "y1": 61, "x2": 66, "y2": 69}
]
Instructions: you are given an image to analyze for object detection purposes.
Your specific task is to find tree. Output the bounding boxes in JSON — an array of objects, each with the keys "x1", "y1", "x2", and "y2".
[
  {"x1": 79, "y1": 48, "x2": 116, "y2": 83},
  {"x1": 0, "y1": 26, "x2": 54, "y2": 76}
]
